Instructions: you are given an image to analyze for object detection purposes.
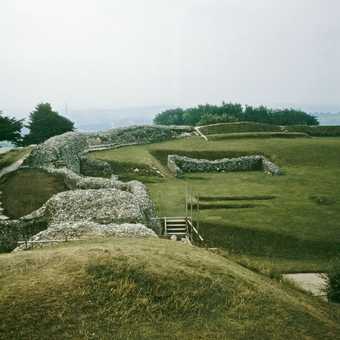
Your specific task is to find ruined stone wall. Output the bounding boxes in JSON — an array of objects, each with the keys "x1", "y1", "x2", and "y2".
[
  {"x1": 87, "y1": 125, "x2": 194, "y2": 147},
  {"x1": 168, "y1": 155, "x2": 282, "y2": 176},
  {"x1": 24, "y1": 132, "x2": 88, "y2": 174}
]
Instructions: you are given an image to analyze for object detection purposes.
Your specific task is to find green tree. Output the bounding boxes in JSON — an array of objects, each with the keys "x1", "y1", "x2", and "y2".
[
  {"x1": 0, "y1": 111, "x2": 23, "y2": 145},
  {"x1": 22, "y1": 103, "x2": 74, "y2": 145},
  {"x1": 154, "y1": 102, "x2": 319, "y2": 126}
]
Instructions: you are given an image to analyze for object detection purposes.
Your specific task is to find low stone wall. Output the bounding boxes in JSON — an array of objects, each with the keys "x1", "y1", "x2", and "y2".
[
  {"x1": 168, "y1": 155, "x2": 282, "y2": 176},
  {"x1": 13, "y1": 222, "x2": 157, "y2": 252},
  {"x1": 87, "y1": 125, "x2": 194, "y2": 147}
]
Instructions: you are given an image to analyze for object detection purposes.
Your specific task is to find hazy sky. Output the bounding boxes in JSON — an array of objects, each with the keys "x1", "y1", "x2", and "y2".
[{"x1": 1, "y1": 0, "x2": 340, "y2": 117}]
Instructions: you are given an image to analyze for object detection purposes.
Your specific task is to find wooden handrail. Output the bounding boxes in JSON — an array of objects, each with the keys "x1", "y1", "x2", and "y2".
[{"x1": 186, "y1": 218, "x2": 204, "y2": 242}]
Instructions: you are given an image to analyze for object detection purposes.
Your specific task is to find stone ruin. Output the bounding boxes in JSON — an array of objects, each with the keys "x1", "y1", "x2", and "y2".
[
  {"x1": 168, "y1": 154, "x2": 282, "y2": 177},
  {"x1": 0, "y1": 125, "x2": 194, "y2": 251}
]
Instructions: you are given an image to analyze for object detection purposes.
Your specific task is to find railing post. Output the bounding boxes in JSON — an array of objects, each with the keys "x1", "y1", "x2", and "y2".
[
  {"x1": 164, "y1": 217, "x2": 167, "y2": 236},
  {"x1": 190, "y1": 188, "x2": 193, "y2": 220},
  {"x1": 185, "y1": 185, "x2": 188, "y2": 217},
  {"x1": 197, "y1": 194, "x2": 200, "y2": 233}
]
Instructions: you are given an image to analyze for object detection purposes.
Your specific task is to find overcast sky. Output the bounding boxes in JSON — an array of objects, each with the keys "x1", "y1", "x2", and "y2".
[{"x1": 1, "y1": 0, "x2": 340, "y2": 118}]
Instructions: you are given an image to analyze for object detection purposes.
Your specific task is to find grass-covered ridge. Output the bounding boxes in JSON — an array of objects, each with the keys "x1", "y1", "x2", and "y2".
[
  {"x1": 209, "y1": 132, "x2": 309, "y2": 140},
  {"x1": 90, "y1": 136, "x2": 340, "y2": 273},
  {"x1": 199, "y1": 121, "x2": 340, "y2": 137},
  {"x1": 1, "y1": 238, "x2": 339, "y2": 339}
]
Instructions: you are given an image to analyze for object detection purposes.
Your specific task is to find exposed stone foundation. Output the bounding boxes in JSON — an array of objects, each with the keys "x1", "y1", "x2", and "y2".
[{"x1": 167, "y1": 154, "x2": 282, "y2": 176}]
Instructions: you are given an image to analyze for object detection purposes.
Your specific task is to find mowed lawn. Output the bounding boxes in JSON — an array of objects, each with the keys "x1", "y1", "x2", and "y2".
[{"x1": 90, "y1": 136, "x2": 340, "y2": 274}]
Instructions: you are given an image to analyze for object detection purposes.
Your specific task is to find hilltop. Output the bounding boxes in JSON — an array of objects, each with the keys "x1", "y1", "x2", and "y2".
[{"x1": 1, "y1": 238, "x2": 340, "y2": 340}]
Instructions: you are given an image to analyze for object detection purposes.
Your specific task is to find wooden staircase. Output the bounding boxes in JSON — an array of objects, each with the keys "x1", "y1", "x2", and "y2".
[
  {"x1": 164, "y1": 217, "x2": 188, "y2": 237},
  {"x1": 161, "y1": 217, "x2": 204, "y2": 242}
]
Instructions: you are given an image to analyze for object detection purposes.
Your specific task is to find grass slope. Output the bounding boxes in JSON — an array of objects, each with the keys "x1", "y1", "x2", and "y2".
[
  {"x1": 1, "y1": 239, "x2": 339, "y2": 340},
  {"x1": 90, "y1": 136, "x2": 340, "y2": 273},
  {"x1": 0, "y1": 168, "x2": 67, "y2": 218},
  {"x1": 209, "y1": 132, "x2": 309, "y2": 140},
  {"x1": 199, "y1": 122, "x2": 340, "y2": 137}
]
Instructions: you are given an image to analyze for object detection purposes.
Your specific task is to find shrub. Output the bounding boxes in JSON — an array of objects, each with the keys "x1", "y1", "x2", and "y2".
[{"x1": 153, "y1": 103, "x2": 318, "y2": 126}]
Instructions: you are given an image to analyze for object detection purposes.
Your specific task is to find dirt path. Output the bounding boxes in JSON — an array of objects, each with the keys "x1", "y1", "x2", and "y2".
[
  {"x1": 283, "y1": 273, "x2": 328, "y2": 299},
  {"x1": 0, "y1": 147, "x2": 13, "y2": 155},
  {"x1": 0, "y1": 157, "x2": 26, "y2": 179},
  {"x1": 195, "y1": 127, "x2": 209, "y2": 141}
]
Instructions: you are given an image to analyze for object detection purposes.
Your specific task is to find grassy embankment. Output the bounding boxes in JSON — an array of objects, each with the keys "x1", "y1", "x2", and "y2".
[
  {"x1": 1, "y1": 238, "x2": 340, "y2": 340},
  {"x1": 90, "y1": 135, "x2": 340, "y2": 274},
  {"x1": 0, "y1": 147, "x2": 67, "y2": 219},
  {"x1": 0, "y1": 168, "x2": 67, "y2": 218},
  {"x1": 199, "y1": 121, "x2": 340, "y2": 137}
]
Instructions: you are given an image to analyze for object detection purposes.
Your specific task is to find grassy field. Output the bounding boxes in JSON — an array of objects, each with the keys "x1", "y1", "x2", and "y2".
[
  {"x1": 1, "y1": 238, "x2": 339, "y2": 339},
  {"x1": 0, "y1": 168, "x2": 67, "y2": 218},
  {"x1": 90, "y1": 136, "x2": 340, "y2": 274}
]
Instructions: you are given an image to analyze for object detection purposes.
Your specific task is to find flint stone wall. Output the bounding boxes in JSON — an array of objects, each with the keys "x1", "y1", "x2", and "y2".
[
  {"x1": 79, "y1": 156, "x2": 112, "y2": 178},
  {"x1": 24, "y1": 125, "x2": 194, "y2": 177},
  {"x1": 14, "y1": 222, "x2": 157, "y2": 252},
  {"x1": 168, "y1": 155, "x2": 282, "y2": 176},
  {"x1": 21, "y1": 168, "x2": 159, "y2": 231},
  {"x1": 87, "y1": 125, "x2": 194, "y2": 147}
]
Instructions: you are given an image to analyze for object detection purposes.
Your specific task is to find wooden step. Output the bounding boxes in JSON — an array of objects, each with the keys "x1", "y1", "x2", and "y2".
[
  {"x1": 166, "y1": 219, "x2": 186, "y2": 221},
  {"x1": 166, "y1": 220, "x2": 186, "y2": 224},
  {"x1": 167, "y1": 232, "x2": 187, "y2": 236},
  {"x1": 166, "y1": 228, "x2": 187, "y2": 232},
  {"x1": 166, "y1": 224, "x2": 187, "y2": 227}
]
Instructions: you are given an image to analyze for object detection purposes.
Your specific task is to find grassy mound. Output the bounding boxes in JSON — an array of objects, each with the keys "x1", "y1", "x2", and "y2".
[
  {"x1": 0, "y1": 238, "x2": 339, "y2": 339},
  {"x1": 199, "y1": 122, "x2": 340, "y2": 137},
  {"x1": 209, "y1": 132, "x2": 309, "y2": 140},
  {"x1": 0, "y1": 168, "x2": 67, "y2": 218},
  {"x1": 286, "y1": 125, "x2": 340, "y2": 137},
  {"x1": 199, "y1": 122, "x2": 283, "y2": 135}
]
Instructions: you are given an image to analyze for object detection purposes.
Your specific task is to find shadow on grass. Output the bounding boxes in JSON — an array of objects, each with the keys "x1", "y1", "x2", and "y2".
[
  {"x1": 202, "y1": 222, "x2": 340, "y2": 262},
  {"x1": 191, "y1": 203, "x2": 261, "y2": 209},
  {"x1": 199, "y1": 195, "x2": 276, "y2": 201}
]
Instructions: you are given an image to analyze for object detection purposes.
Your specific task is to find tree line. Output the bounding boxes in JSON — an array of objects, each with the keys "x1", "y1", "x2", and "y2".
[
  {"x1": 153, "y1": 102, "x2": 319, "y2": 126},
  {"x1": 0, "y1": 103, "x2": 74, "y2": 146}
]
